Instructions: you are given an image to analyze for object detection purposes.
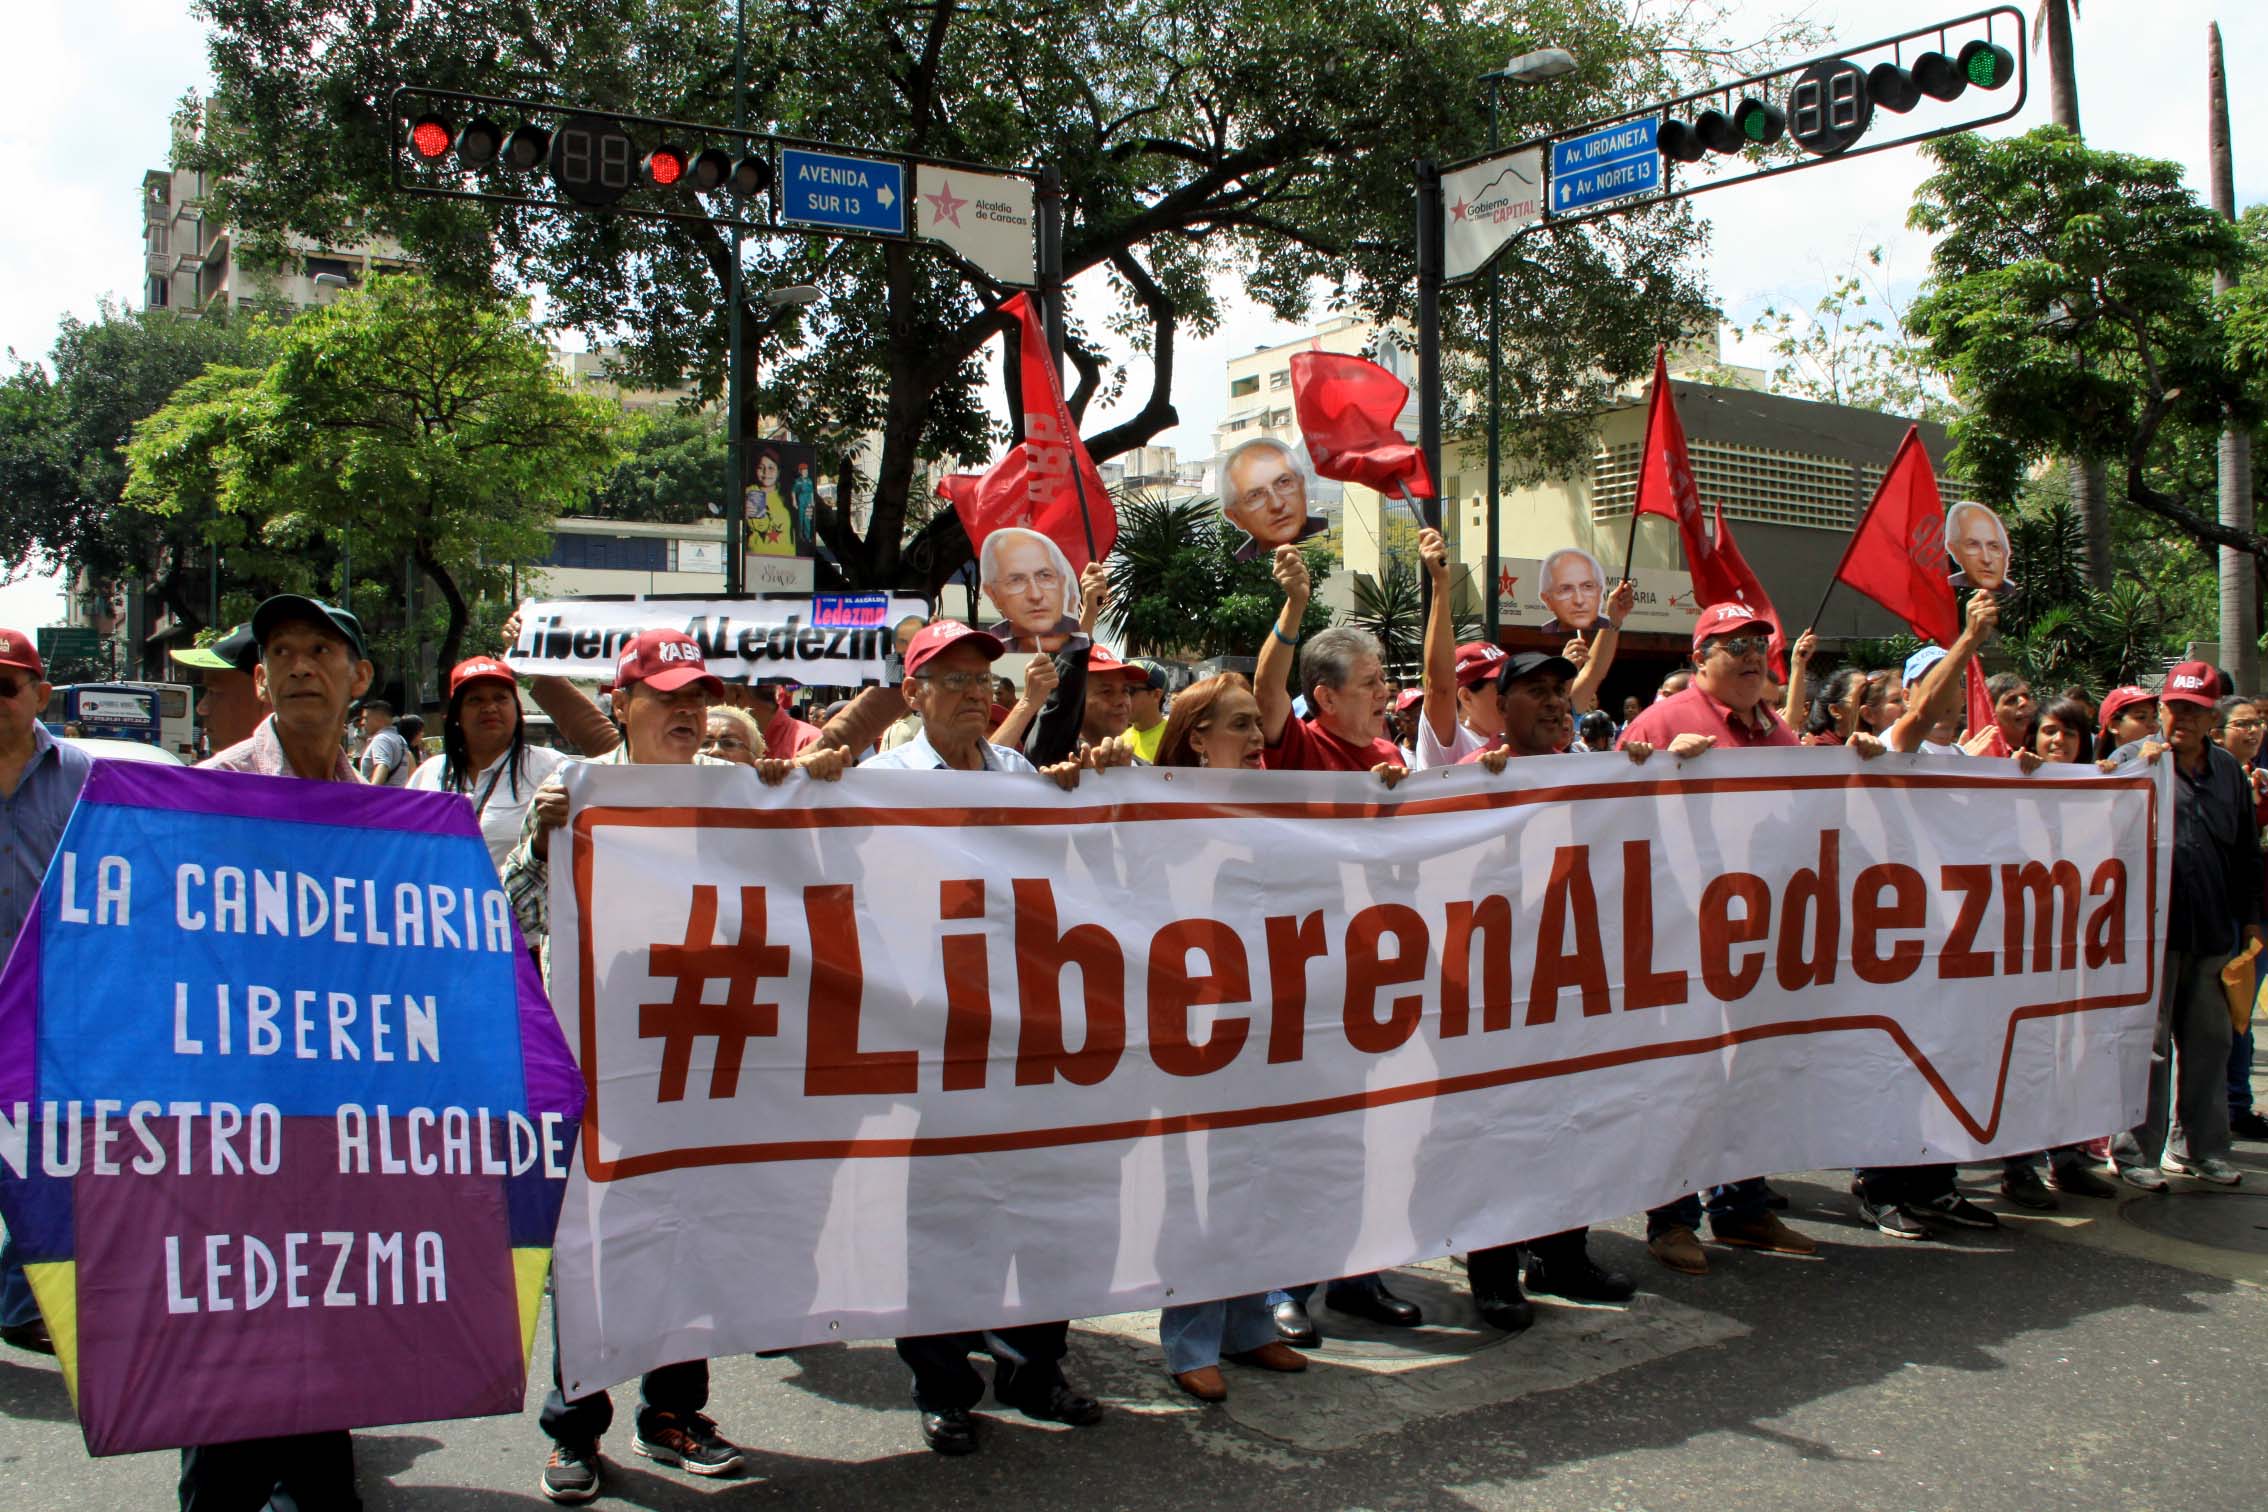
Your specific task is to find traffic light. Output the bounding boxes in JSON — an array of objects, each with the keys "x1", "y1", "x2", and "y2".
[
  {"x1": 401, "y1": 103, "x2": 777, "y2": 208},
  {"x1": 456, "y1": 117, "x2": 504, "y2": 171},
  {"x1": 728, "y1": 155, "x2": 772, "y2": 197},
  {"x1": 1660, "y1": 95, "x2": 1786, "y2": 161},
  {"x1": 501, "y1": 125, "x2": 551, "y2": 171},
  {"x1": 641, "y1": 144, "x2": 688, "y2": 189},
  {"x1": 1959, "y1": 40, "x2": 2016, "y2": 89},
  {"x1": 409, "y1": 114, "x2": 454, "y2": 163}
]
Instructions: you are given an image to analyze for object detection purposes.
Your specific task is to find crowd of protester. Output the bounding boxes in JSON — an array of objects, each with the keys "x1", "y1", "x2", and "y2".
[{"x1": 0, "y1": 529, "x2": 2258, "y2": 1507}]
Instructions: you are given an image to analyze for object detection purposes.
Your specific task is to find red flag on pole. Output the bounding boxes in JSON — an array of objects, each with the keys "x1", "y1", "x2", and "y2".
[
  {"x1": 1702, "y1": 503, "x2": 1788, "y2": 677},
  {"x1": 1287, "y1": 352, "x2": 1436, "y2": 498},
  {"x1": 1829, "y1": 426, "x2": 1959, "y2": 646},
  {"x1": 946, "y1": 293, "x2": 1116, "y2": 568}
]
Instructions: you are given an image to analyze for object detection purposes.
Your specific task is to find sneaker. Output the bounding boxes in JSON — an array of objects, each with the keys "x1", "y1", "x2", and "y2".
[
  {"x1": 1913, "y1": 1191, "x2": 2001, "y2": 1230},
  {"x1": 1647, "y1": 1226, "x2": 1708, "y2": 1275},
  {"x1": 1710, "y1": 1210, "x2": 1817, "y2": 1255},
  {"x1": 540, "y1": 1444, "x2": 602, "y2": 1504},
  {"x1": 2231, "y1": 1109, "x2": 2268, "y2": 1142},
  {"x1": 1854, "y1": 1192, "x2": 1932, "y2": 1240},
  {"x1": 1999, "y1": 1163, "x2": 2058, "y2": 1211},
  {"x1": 2117, "y1": 1163, "x2": 2170, "y2": 1192},
  {"x1": 2162, "y1": 1153, "x2": 2244, "y2": 1186},
  {"x1": 632, "y1": 1412, "x2": 745, "y2": 1477}
]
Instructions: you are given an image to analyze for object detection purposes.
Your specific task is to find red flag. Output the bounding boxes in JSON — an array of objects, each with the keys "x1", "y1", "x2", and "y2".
[
  {"x1": 1702, "y1": 503, "x2": 1788, "y2": 677},
  {"x1": 1963, "y1": 659, "x2": 1996, "y2": 746},
  {"x1": 1288, "y1": 352, "x2": 1436, "y2": 498},
  {"x1": 1631, "y1": 348, "x2": 1703, "y2": 532},
  {"x1": 1831, "y1": 426, "x2": 1958, "y2": 646},
  {"x1": 948, "y1": 293, "x2": 1116, "y2": 568}
]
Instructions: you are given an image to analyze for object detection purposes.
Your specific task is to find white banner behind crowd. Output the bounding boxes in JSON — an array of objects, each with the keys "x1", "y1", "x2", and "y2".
[
  {"x1": 506, "y1": 593, "x2": 928, "y2": 683},
  {"x1": 547, "y1": 752, "x2": 2169, "y2": 1395}
]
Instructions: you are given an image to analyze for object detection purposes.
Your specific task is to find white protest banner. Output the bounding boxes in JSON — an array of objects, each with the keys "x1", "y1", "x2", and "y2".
[
  {"x1": 506, "y1": 593, "x2": 928, "y2": 683},
  {"x1": 546, "y1": 752, "x2": 2167, "y2": 1396}
]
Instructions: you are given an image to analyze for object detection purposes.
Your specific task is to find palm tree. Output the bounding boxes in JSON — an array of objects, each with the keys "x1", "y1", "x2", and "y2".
[{"x1": 1101, "y1": 488, "x2": 1335, "y2": 659}]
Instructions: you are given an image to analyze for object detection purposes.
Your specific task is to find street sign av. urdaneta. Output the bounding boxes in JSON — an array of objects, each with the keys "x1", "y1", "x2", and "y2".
[
  {"x1": 1441, "y1": 147, "x2": 1546, "y2": 281},
  {"x1": 1549, "y1": 119, "x2": 1662, "y2": 216}
]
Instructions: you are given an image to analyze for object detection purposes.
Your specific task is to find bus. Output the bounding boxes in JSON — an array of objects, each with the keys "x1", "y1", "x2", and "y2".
[{"x1": 43, "y1": 682, "x2": 197, "y2": 758}]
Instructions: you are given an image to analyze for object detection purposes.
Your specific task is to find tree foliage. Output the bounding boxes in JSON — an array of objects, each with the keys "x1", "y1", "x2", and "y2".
[
  {"x1": 1723, "y1": 246, "x2": 1953, "y2": 421},
  {"x1": 1101, "y1": 489, "x2": 1331, "y2": 658},
  {"x1": 177, "y1": 0, "x2": 1802, "y2": 590},
  {"x1": 0, "y1": 303, "x2": 281, "y2": 626},
  {"x1": 123, "y1": 273, "x2": 619, "y2": 685},
  {"x1": 1905, "y1": 128, "x2": 2263, "y2": 559},
  {"x1": 587, "y1": 409, "x2": 729, "y2": 523}
]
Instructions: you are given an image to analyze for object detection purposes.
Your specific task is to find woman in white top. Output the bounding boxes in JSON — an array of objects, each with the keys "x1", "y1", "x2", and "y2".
[{"x1": 410, "y1": 655, "x2": 567, "y2": 872}]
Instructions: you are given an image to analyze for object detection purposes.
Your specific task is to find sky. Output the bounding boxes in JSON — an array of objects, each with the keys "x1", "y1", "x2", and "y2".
[{"x1": 4, "y1": 0, "x2": 2265, "y2": 629}]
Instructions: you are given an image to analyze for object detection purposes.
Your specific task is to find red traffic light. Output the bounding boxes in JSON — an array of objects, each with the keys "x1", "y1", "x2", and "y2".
[
  {"x1": 642, "y1": 145, "x2": 688, "y2": 189},
  {"x1": 409, "y1": 114, "x2": 454, "y2": 162}
]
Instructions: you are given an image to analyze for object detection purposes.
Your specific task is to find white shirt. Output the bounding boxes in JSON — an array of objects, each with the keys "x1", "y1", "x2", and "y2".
[
  {"x1": 411, "y1": 743, "x2": 570, "y2": 871},
  {"x1": 860, "y1": 727, "x2": 1036, "y2": 773},
  {"x1": 1416, "y1": 712, "x2": 1489, "y2": 770},
  {"x1": 1919, "y1": 739, "x2": 1964, "y2": 758}
]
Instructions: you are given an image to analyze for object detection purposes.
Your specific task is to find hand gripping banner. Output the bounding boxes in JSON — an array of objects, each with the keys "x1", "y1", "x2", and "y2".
[
  {"x1": 547, "y1": 753, "x2": 2168, "y2": 1395},
  {"x1": 0, "y1": 764, "x2": 583, "y2": 1455}
]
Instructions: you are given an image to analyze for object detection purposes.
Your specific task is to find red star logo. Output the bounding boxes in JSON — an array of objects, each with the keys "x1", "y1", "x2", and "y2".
[
  {"x1": 1450, "y1": 199, "x2": 1470, "y2": 222},
  {"x1": 924, "y1": 180, "x2": 967, "y2": 228},
  {"x1": 1497, "y1": 568, "x2": 1518, "y2": 598}
]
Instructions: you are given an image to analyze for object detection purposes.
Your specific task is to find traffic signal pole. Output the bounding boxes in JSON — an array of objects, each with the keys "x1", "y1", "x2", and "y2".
[
  {"x1": 723, "y1": 0, "x2": 749, "y2": 599},
  {"x1": 1415, "y1": 160, "x2": 1445, "y2": 634}
]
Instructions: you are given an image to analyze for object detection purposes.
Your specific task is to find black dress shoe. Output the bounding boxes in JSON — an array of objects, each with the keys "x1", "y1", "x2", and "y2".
[
  {"x1": 1525, "y1": 1254, "x2": 1637, "y2": 1304},
  {"x1": 0, "y1": 1320, "x2": 52, "y2": 1355},
  {"x1": 1271, "y1": 1297, "x2": 1320, "y2": 1347},
  {"x1": 1761, "y1": 1181, "x2": 1791, "y2": 1210},
  {"x1": 920, "y1": 1409, "x2": 978, "y2": 1455},
  {"x1": 2232, "y1": 1108, "x2": 2268, "y2": 1141},
  {"x1": 1476, "y1": 1292, "x2": 1535, "y2": 1334},
  {"x1": 1326, "y1": 1281, "x2": 1422, "y2": 1327},
  {"x1": 994, "y1": 1371, "x2": 1104, "y2": 1426}
]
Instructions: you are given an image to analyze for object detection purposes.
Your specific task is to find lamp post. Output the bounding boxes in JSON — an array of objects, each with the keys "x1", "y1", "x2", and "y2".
[
  {"x1": 725, "y1": 282, "x2": 823, "y2": 595},
  {"x1": 1477, "y1": 45, "x2": 1577, "y2": 643}
]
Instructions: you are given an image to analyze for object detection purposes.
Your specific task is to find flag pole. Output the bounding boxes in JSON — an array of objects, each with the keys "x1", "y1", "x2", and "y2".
[
  {"x1": 1617, "y1": 500, "x2": 1645, "y2": 584},
  {"x1": 1394, "y1": 481, "x2": 1430, "y2": 530}
]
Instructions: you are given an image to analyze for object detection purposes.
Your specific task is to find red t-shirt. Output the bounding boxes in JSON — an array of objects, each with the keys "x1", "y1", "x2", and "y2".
[
  {"x1": 1263, "y1": 714, "x2": 1404, "y2": 772},
  {"x1": 763, "y1": 713, "x2": 824, "y2": 761},
  {"x1": 1617, "y1": 684, "x2": 1799, "y2": 751}
]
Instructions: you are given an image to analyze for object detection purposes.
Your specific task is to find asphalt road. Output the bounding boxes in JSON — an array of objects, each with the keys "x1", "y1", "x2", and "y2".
[{"x1": 5, "y1": 1150, "x2": 2265, "y2": 1512}]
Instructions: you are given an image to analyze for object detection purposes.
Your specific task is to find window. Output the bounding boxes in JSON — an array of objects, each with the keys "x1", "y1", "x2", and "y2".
[
  {"x1": 1268, "y1": 370, "x2": 1289, "y2": 390},
  {"x1": 1229, "y1": 375, "x2": 1260, "y2": 398},
  {"x1": 146, "y1": 277, "x2": 170, "y2": 308},
  {"x1": 304, "y1": 256, "x2": 360, "y2": 286}
]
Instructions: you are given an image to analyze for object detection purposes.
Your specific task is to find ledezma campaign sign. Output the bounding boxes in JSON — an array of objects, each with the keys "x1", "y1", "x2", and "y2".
[{"x1": 0, "y1": 763, "x2": 583, "y2": 1455}]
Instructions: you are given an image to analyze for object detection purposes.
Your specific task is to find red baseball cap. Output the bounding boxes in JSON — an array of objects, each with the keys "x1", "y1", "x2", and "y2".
[
  {"x1": 1691, "y1": 601, "x2": 1774, "y2": 650},
  {"x1": 450, "y1": 656, "x2": 517, "y2": 698},
  {"x1": 1085, "y1": 644, "x2": 1147, "y2": 681},
  {"x1": 2162, "y1": 661, "x2": 2221, "y2": 708},
  {"x1": 0, "y1": 628, "x2": 41, "y2": 680},
  {"x1": 1395, "y1": 687, "x2": 1424, "y2": 712},
  {"x1": 1453, "y1": 641, "x2": 1507, "y2": 688},
  {"x1": 607, "y1": 629, "x2": 723, "y2": 696},
  {"x1": 904, "y1": 620, "x2": 1006, "y2": 678},
  {"x1": 2098, "y1": 685, "x2": 2157, "y2": 730}
]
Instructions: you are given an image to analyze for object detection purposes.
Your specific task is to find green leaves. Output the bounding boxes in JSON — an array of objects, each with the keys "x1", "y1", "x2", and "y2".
[{"x1": 1101, "y1": 487, "x2": 1331, "y2": 658}]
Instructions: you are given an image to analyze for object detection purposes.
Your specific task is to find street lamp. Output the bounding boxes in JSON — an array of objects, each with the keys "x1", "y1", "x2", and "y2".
[{"x1": 1478, "y1": 45, "x2": 1578, "y2": 642}]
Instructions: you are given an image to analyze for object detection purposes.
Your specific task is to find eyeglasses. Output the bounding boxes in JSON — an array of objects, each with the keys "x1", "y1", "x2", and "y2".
[
  {"x1": 915, "y1": 671, "x2": 991, "y2": 695},
  {"x1": 995, "y1": 570, "x2": 1062, "y2": 597},
  {"x1": 1708, "y1": 635, "x2": 1771, "y2": 660},
  {"x1": 700, "y1": 734, "x2": 750, "y2": 753},
  {"x1": 2228, "y1": 717, "x2": 2265, "y2": 731}
]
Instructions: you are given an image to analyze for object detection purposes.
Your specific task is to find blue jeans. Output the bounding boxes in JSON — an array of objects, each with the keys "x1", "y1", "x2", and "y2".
[
  {"x1": 1646, "y1": 1178, "x2": 1770, "y2": 1238},
  {"x1": 0, "y1": 1233, "x2": 37, "y2": 1330},
  {"x1": 1160, "y1": 1294, "x2": 1278, "y2": 1373},
  {"x1": 2229, "y1": 1026, "x2": 2255, "y2": 1117}
]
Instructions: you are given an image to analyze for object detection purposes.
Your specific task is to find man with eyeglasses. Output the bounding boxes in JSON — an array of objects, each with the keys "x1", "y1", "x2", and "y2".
[
  {"x1": 857, "y1": 620, "x2": 1111, "y2": 1455},
  {"x1": 1221, "y1": 438, "x2": 1327, "y2": 561},
  {"x1": 0, "y1": 629, "x2": 92, "y2": 1359},
  {"x1": 1616, "y1": 602, "x2": 1821, "y2": 1274},
  {"x1": 980, "y1": 525, "x2": 1085, "y2": 655}
]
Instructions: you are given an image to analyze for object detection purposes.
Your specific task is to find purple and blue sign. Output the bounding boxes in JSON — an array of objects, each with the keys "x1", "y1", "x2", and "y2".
[{"x1": 0, "y1": 762, "x2": 583, "y2": 1455}]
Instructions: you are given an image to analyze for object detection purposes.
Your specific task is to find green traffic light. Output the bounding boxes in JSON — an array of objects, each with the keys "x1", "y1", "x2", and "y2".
[{"x1": 1958, "y1": 41, "x2": 2016, "y2": 90}]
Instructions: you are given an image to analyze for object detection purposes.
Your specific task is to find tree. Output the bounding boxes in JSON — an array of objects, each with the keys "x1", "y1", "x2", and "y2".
[
  {"x1": 1101, "y1": 490, "x2": 1331, "y2": 658},
  {"x1": 1905, "y1": 129, "x2": 2263, "y2": 572},
  {"x1": 1723, "y1": 247, "x2": 1954, "y2": 422},
  {"x1": 125, "y1": 273, "x2": 619, "y2": 684},
  {"x1": 177, "y1": 0, "x2": 1793, "y2": 591},
  {"x1": 0, "y1": 302, "x2": 281, "y2": 636},
  {"x1": 587, "y1": 410, "x2": 729, "y2": 523}
]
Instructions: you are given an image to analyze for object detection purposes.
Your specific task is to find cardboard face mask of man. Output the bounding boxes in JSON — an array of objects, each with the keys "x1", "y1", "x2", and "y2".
[
  {"x1": 1537, "y1": 546, "x2": 1608, "y2": 634},
  {"x1": 1221, "y1": 438, "x2": 1328, "y2": 562},
  {"x1": 980, "y1": 525, "x2": 1086, "y2": 654},
  {"x1": 1946, "y1": 501, "x2": 2015, "y2": 592}
]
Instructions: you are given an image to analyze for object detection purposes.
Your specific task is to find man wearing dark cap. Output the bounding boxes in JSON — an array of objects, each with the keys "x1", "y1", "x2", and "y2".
[
  {"x1": 1125, "y1": 660, "x2": 1169, "y2": 764},
  {"x1": 2107, "y1": 661, "x2": 2261, "y2": 1190},
  {"x1": 1456, "y1": 646, "x2": 1640, "y2": 1328},
  {"x1": 0, "y1": 628, "x2": 92, "y2": 1358},
  {"x1": 170, "y1": 624, "x2": 269, "y2": 755},
  {"x1": 183, "y1": 594, "x2": 372, "y2": 1508},
  {"x1": 858, "y1": 621, "x2": 1111, "y2": 1455}
]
